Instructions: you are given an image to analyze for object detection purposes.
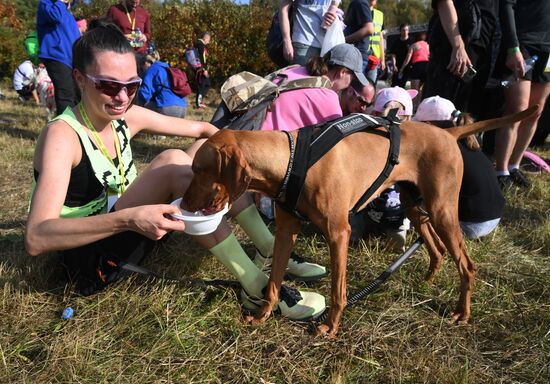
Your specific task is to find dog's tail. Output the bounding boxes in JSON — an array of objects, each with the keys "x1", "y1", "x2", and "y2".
[{"x1": 446, "y1": 105, "x2": 538, "y2": 140}]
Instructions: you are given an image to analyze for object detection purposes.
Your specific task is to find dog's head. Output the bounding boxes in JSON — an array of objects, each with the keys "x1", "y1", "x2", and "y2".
[{"x1": 183, "y1": 131, "x2": 252, "y2": 213}]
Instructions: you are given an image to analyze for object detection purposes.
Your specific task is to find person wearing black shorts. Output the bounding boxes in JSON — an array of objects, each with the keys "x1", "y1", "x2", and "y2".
[{"x1": 493, "y1": 0, "x2": 550, "y2": 189}]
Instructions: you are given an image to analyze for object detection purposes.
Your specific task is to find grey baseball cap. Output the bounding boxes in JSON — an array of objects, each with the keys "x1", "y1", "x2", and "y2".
[{"x1": 326, "y1": 43, "x2": 369, "y2": 87}]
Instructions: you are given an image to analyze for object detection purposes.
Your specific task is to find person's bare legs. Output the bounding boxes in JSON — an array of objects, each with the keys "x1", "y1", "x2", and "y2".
[
  {"x1": 115, "y1": 149, "x2": 194, "y2": 209},
  {"x1": 494, "y1": 80, "x2": 531, "y2": 173},
  {"x1": 508, "y1": 82, "x2": 550, "y2": 167}
]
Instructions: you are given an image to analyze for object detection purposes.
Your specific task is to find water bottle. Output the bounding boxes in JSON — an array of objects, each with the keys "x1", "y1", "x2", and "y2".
[
  {"x1": 501, "y1": 55, "x2": 538, "y2": 88},
  {"x1": 259, "y1": 195, "x2": 274, "y2": 220},
  {"x1": 61, "y1": 307, "x2": 74, "y2": 320}
]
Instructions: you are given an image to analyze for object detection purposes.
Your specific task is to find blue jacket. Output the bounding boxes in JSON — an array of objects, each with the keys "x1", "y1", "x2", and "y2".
[
  {"x1": 138, "y1": 61, "x2": 187, "y2": 108},
  {"x1": 36, "y1": 0, "x2": 80, "y2": 69}
]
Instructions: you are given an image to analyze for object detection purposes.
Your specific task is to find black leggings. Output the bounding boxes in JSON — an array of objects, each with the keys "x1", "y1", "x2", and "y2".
[{"x1": 43, "y1": 59, "x2": 79, "y2": 115}]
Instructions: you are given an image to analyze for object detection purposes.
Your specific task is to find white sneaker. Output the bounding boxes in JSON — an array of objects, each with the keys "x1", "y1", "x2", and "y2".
[
  {"x1": 241, "y1": 285, "x2": 326, "y2": 321},
  {"x1": 386, "y1": 229, "x2": 407, "y2": 253},
  {"x1": 254, "y1": 249, "x2": 328, "y2": 282}
]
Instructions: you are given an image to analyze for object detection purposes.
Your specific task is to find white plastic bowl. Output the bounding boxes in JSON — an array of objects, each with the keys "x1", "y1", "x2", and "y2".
[{"x1": 170, "y1": 198, "x2": 229, "y2": 235}]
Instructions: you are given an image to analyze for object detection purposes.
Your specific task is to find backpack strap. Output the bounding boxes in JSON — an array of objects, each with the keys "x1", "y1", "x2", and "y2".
[{"x1": 278, "y1": 76, "x2": 332, "y2": 93}]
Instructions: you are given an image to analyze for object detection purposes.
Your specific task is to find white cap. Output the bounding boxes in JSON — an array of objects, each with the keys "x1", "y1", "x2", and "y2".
[
  {"x1": 413, "y1": 96, "x2": 458, "y2": 121},
  {"x1": 373, "y1": 87, "x2": 418, "y2": 116}
]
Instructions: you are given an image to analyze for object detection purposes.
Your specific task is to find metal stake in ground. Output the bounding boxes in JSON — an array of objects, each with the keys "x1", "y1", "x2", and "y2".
[{"x1": 316, "y1": 236, "x2": 424, "y2": 323}]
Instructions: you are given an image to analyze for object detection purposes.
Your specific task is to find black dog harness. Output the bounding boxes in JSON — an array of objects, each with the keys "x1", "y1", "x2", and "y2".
[{"x1": 274, "y1": 111, "x2": 401, "y2": 220}]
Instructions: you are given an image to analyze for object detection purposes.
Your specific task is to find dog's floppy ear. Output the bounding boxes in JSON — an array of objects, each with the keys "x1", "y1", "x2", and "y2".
[{"x1": 219, "y1": 144, "x2": 252, "y2": 202}]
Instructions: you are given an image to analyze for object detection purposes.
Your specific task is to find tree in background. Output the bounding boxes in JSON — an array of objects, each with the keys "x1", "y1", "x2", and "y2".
[
  {"x1": 0, "y1": 0, "x2": 26, "y2": 77},
  {"x1": 0, "y1": 0, "x2": 431, "y2": 84}
]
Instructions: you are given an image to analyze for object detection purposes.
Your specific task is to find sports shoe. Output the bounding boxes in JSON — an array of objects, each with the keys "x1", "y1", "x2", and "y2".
[
  {"x1": 509, "y1": 168, "x2": 530, "y2": 188},
  {"x1": 254, "y1": 249, "x2": 328, "y2": 282},
  {"x1": 497, "y1": 175, "x2": 514, "y2": 191},
  {"x1": 241, "y1": 285, "x2": 326, "y2": 321},
  {"x1": 386, "y1": 229, "x2": 407, "y2": 253}
]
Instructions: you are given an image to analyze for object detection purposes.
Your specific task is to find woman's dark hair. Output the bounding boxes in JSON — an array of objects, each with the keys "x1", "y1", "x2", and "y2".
[
  {"x1": 416, "y1": 32, "x2": 427, "y2": 42},
  {"x1": 306, "y1": 52, "x2": 347, "y2": 77},
  {"x1": 72, "y1": 18, "x2": 135, "y2": 74}
]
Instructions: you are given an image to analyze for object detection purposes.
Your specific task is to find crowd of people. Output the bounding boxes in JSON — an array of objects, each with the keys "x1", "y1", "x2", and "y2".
[{"x1": 4, "y1": 0, "x2": 548, "y2": 320}]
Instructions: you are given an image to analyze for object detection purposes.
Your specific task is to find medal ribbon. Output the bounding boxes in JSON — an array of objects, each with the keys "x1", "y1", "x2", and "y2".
[{"x1": 78, "y1": 103, "x2": 126, "y2": 194}]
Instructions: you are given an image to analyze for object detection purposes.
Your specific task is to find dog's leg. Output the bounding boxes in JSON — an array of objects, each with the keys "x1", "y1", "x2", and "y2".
[
  {"x1": 244, "y1": 208, "x2": 301, "y2": 325},
  {"x1": 315, "y1": 213, "x2": 351, "y2": 338},
  {"x1": 428, "y1": 204, "x2": 477, "y2": 324},
  {"x1": 407, "y1": 207, "x2": 447, "y2": 282}
]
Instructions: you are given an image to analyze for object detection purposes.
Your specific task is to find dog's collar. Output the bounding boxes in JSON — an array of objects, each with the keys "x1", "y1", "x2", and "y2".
[{"x1": 275, "y1": 130, "x2": 295, "y2": 200}]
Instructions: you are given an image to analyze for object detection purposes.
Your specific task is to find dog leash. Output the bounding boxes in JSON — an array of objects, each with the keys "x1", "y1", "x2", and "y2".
[{"x1": 315, "y1": 236, "x2": 424, "y2": 323}]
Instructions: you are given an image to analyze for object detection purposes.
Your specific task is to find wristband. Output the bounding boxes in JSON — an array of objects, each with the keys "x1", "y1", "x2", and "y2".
[{"x1": 507, "y1": 47, "x2": 520, "y2": 54}]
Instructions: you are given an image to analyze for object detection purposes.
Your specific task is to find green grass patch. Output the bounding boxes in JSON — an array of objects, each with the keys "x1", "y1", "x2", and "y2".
[{"x1": 1, "y1": 87, "x2": 549, "y2": 383}]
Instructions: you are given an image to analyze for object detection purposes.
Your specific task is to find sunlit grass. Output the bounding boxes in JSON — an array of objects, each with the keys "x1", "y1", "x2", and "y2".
[{"x1": 1, "y1": 85, "x2": 549, "y2": 383}]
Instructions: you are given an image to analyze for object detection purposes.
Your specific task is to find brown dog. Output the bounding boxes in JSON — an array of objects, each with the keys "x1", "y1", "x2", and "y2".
[{"x1": 183, "y1": 107, "x2": 536, "y2": 337}]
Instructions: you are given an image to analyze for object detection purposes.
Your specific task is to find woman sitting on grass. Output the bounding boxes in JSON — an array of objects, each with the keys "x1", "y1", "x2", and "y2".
[{"x1": 25, "y1": 20, "x2": 325, "y2": 321}]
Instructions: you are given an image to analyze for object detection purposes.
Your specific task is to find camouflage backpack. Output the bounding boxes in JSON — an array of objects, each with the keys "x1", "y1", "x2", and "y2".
[{"x1": 211, "y1": 65, "x2": 332, "y2": 131}]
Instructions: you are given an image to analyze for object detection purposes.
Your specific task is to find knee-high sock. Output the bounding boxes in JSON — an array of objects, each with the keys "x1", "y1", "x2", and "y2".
[
  {"x1": 234, "y1": 204, "x2": 274, "y2": 257},
  {"x1": 209, "y1": 233, "x2": 267, "y2": 297}
]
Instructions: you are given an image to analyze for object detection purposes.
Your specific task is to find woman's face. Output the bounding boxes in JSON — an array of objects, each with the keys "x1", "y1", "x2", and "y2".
[
  {"x1": 329, "y1": 67, "x2": 353, "y2": 92},
  {"x1": 75, "y1": 50, "x2": 139, "y2": 121}
]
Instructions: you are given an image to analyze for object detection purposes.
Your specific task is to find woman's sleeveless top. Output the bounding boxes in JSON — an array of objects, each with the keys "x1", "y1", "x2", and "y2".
[{"x1": 30, "y1": 108, "x2": 137, "y2": 218}]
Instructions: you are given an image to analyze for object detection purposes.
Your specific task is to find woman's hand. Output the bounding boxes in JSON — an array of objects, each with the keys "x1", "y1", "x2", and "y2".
[
  {"x1": 505, "y1": 50, "x2": 525, "y2": 79},
  {"x1": 447, "y1": 43, "x2": 472, "y2": 77},
  {"x1": 322, "y1": 9, "x2": 337, "y2": 28},
  {"x1": 283, "y1": 39, "x2": 294, "y2": 63},
  {"x1": 128, "y1": 204, "x2": 186, "y2": 240}
]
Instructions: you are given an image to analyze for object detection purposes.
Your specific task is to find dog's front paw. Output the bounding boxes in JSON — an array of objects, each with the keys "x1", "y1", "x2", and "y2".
[
  {"x1": 313, "y1": 323, "x2": 338, "y2": 338},
  {"x1": 243, "y1": 307, "x2": 272, "y2": 326},
  {"x1": 450, "y1": 311, "x2": 470, "y2": 325}
]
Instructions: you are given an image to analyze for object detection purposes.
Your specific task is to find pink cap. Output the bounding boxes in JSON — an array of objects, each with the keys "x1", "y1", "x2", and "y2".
[{"x1": 373, "y1": 87, "x2": 418, "y2": 116}]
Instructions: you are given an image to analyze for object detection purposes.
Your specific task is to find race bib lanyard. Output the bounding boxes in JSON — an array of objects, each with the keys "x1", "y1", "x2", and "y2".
[
  {"x1": 78, "y1": 103, "x2": 126, "y2": 206},
  {"x1": 123, "y1": 4, "x2": 136, "y2": 32}
]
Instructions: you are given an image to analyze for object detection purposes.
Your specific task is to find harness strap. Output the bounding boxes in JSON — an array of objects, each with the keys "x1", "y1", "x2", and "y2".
[
  {"x1": 276, "y1": 111, "x2": 401, "y2": 220},
  {"x1": 308, "y1": 114, "x2": 381, "y2": 167},
  {"x1": 283, "y1": 126, "x2": 315, "y2": 218},
  {"x1": 351, "y1": 110, "x2": 401, "y2": 214},
  {"x1": 275, "y1": 131, "x2": 296, "y2": 200}
]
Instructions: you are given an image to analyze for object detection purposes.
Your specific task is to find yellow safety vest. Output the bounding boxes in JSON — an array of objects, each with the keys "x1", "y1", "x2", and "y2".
[{"x1": 370, "y1": 9, "x2": 384, "y2": 59}]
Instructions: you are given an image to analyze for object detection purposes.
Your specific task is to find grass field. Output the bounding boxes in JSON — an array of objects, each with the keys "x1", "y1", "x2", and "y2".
[{"x1": 1, "y1": 87, "x2": 549, "y2": 383}]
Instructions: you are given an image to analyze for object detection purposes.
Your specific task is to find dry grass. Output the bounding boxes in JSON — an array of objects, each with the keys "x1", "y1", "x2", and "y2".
[{"x1": 0, "y1": 86, "x2": 549, "y2": 384}]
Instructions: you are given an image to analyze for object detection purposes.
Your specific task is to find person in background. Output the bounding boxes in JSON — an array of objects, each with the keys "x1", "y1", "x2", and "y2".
[
  {"x1": 26, "y1": 20, "x2": 326, "y2": 320},
  {"x1": 399, "y1": 32, "x2": 430, "y2": 106},
  {"x1": 279, "y1": 0, "x2": 340, "y2": 66},
  {"x1": 13, "y1": 59, "x2": 40, "y2": 105},
  {"x1": 76, "y1": 18, "x2": 87, "y2": 35},
  {"x1": 353, "y1": 86, "x2": 418, "y2": 250},
  {"x1": 339, "y1": 78, "x2": 376, "y2": 115},
  {"x1": 107, "y1": 0, "x2": 151, "y2": 77},
  {"x1": 493, "y1": 0, "x2": 550, "y2": 189},
  {"x1": 261, "y1": 43, "x2": 370, "y2": 131},
  {"x1": 423, "y1": 0, "x2": 499, "y2": 118},
  {"x1": 344, "y1": 0, "x2": 374, "y2": 74},
  {"x1": 193, "y1": 32, "x2": 212, "y2": 109},
  {"x1": 37, "y1": 0, "x2": 80, "y2": 115},
  {"x1": 138, "y1": 53, "x2": 188, "y2": 118},
  {"x1": 366, "y1": 0, "x2": 385, "y2": 83},
  {"x1": 413, "y1": 96, "x2": 504, "y2": 239},
  {"x1": 140, "y1": 51, "x2": 160, "y2": 75},
  {"x1": 389, "y1": 23, "x2": 413, "y2": 87},
  {"x1": 35, "y1": 63, "x2": 57, "y2": 120}
]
